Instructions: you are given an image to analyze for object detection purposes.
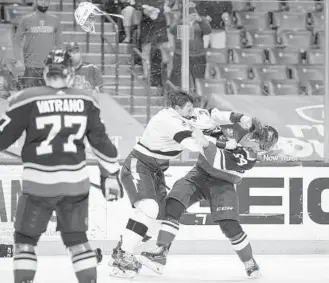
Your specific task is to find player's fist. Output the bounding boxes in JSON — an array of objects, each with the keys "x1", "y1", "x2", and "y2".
[
  {"x1": 100, "y1": 170, "x2": 124, "y2": 201},
  {"x1": 225, "y1": 139, "x2": 238, "y2": 150},
  {"x1": 192, "y1": 128, "x2": 209, "y2": 147},
  {"x1": 240, "y1": 116, "x2": 253, "y2": 130}
]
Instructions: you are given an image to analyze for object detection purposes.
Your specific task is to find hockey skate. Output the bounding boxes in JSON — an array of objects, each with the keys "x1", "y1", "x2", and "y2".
[
  {"x1": 108, "y1": 236, "x2": 122, "y2": 266},
  {"x1": 245, "y1": 258, "x2": 262, "y2": 279},
  {"x1": 109, "y1": 239, "x2": 142, "y2": 278},
  {"x1": 139, "y1": 245, "x2": 168, "y2": 275}
]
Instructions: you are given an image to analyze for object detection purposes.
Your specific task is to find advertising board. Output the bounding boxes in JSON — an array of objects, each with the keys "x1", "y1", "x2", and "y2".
[{"x1": 1, "y1": 165, "x2": 328, "y2": 246}]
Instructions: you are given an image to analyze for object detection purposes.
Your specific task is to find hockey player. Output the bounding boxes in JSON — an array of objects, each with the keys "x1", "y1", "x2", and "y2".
[
  {"x1": 109, "y1": 89, "x2": 220, "y2": 277},
  {"x1": 109, "y1": 96, "x2": 250, "y2": 278},
  {"x1": 0, "y1": 49, "x2": 123, "y2": 283},
  {"x1": 140, "y1": 107, "x2": 279, "y2": 279}
]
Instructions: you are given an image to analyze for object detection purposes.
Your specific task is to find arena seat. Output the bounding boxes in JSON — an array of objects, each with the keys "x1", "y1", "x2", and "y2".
[
  {"x1": 246, "y1": 30, "x2": 277, "y2": 48},
  {"x1": 277, "y1": 30, "x2": 313, "y2": 50},
  {"x1": 232, "y1": 48, "x2": 265, "y2": 64},
  {"x1": 310, "y1": 12, "x2": 324, "y2": 31},
  {"x1": 314, "y1": 30, "x2": 324, "y2": 49},
  {"x1": 271, "y1": 11, "x2": 308, "y2": 30},
  {"x1": 293, "y1": 65, "x2": 324, "y2": 81},
  {"x1": 268, "y1": 80, "x2": 301, "y2": 95},
  {"x1": 228, "y1": 79, "x2": 265, "y2": 95},
  {"x1": 266, "y1": 48, "x2": 302, "y2": 64},
  {"x1": 233, "y1": 11, "x2": 269, "y2": 30},
  {"x1": 206, "y1": 64, "x2": 254, "y2": 81},
  {"x1": 305, "y1": 80, "x2": 324, "y2": 95},
  {"x1": 206, "y1": 49, "x2": 228, "y2": 64},
  {"x1": 253, "y1": 65, "x2": 290, "y2": 81},
  {"x1": 195, "y1": 78, "x2": 227, "y2": 97},
  {"x1": 231, "y1": 1, "x2": 251, "y2": 12},
  {"x1": 0, "y1": 0, "x2": 25, "y2": 4},
  {"x1": 250, "y1": 0, "x2": 284, "y2": 12},
  {"x1": 286, "y1": 0, "x2": 316, "y2": 12},
  {"x1": 226, "y1": 29, "x2": 247, "y2": 48},
  {"x1": 4, "y1": 5, "x2": 33, "y2": 25},
  {"x1": 306, "y1": 49, "x2": 324, "y2": 65}
]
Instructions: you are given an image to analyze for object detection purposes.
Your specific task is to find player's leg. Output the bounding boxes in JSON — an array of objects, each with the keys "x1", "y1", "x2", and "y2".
[
  {"x1": 56, "y1": 193, "x2": 97, "y2": 283},
  {"x1": 110, "y1": 156, "x2": 159, "y2": 277},
  {"x1": 13, "y1": 193, "x2": 54, "y2": 283},
  {"x1": 140, "y1": 168, "x2": 203, "y2": 274},
  {"x1": 209, "y1": 181, "x2": 261, "y2": 279}
]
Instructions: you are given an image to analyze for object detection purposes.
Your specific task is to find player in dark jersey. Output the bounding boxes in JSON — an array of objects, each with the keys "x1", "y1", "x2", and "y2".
[
  {"x1": 140, "y1": 108, "x2": 279, "y2": 279},
  {"x1": 0, "y1": 49, "x2": 123, "y2": 283}
]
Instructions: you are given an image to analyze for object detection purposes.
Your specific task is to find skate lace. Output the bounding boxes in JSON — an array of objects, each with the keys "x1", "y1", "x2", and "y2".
[{"x1": 244, "y1": 259, "x2": 256, "y2": 271}]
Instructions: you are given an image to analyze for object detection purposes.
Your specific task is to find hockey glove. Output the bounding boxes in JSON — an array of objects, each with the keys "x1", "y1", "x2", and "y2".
[
  {"x1": 100, "y1": 170, "x2": 124, "y2": 201},
  {"x1": 95, "y1": 248, "x2": 103, "y2": 264}
]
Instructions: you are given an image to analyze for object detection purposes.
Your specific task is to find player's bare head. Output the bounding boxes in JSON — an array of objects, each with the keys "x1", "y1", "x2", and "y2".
[
  {"x1": 43, "y1": 49, "x2": 75, "y2": 88},
  {"x1": 168, "y1": 88, "x2": 194, "y2": 118},
  {"x1": 240, "y1": 125, "x2": 279, "y2": 153}
]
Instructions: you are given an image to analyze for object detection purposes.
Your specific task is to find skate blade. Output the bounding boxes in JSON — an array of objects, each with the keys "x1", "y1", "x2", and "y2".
[
  {"x1": 109, "y1": 266, "x2": 138, "y2": 278},
  {"x1": 248, "y1": 270, "x2": 262, "y2": 279},
  {"x1": 139, "y1": 255, "x2": 164, "y2": 275}
]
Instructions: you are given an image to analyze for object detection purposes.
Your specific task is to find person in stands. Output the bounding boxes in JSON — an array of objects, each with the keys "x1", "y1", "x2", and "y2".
[{"x1": 13, "y1": 0, "x2": 62, "y2": 88}]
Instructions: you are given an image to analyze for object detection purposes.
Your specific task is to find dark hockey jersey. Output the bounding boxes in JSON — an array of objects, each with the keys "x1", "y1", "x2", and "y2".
[
  {"x1": 0, "y1": 86, "x2": 119, "y2": 197},
  {"x1": 198, "y1": 123, "x2": 257, "y2": 184}
]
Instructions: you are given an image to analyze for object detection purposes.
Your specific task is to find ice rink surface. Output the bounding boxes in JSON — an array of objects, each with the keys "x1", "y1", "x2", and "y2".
[{"x1": 1, "y1": 255, "x2": 329, "y2": 283}]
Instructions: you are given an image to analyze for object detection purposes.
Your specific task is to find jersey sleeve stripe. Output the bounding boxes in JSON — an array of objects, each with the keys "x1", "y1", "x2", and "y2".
[
  {"x1": 173, "y1": 130, "x2": 192, "y2": 144},
  {"x1": 92, "y1": 147, "x2": 118, "y2": 163}
]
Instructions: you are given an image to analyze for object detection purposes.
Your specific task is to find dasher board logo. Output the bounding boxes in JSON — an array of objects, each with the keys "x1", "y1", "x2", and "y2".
[{"x1": 295, "y1": 105, "x2": 323, "y2": 124}]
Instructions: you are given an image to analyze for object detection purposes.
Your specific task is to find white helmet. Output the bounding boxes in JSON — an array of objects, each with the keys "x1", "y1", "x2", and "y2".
[{"x1": 187, "y1": 108, "x2": 216, "y2": 131}]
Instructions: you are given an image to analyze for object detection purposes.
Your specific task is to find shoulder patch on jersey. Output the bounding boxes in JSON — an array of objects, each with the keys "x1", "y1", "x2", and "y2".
[{"x1": 9, "y1": 87, "x2": 51, "y2": 108}]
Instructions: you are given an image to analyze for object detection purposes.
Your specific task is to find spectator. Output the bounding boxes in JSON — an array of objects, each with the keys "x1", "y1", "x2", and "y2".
[
  {"x1": 13, "y1": 0, "x2": 62, "y2": 88},
  {"x1": 169, "y1": 1, "x2": 212, "y2": 92},
  {"x1": 118, "y1": 0, "x2": 141, "y2": 43},
  {"x1": 136, "y1": 0, "x2": 172, "y2": 87},
  {"x1": 67, "y1": 42, "x2": 103, "y2": 96},
  {"x1": 0, "y1": 57, "x2": 15, "y2": 99},
  {"x1": 197, "y1": 1, "x2": 232, "y2": 49}
]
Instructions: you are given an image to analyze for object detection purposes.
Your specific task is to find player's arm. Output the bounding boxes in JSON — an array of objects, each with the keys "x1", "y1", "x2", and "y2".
[
  {"x1": 209, "y1": 108, "x2": 252, "y2": 129},
  {"x1": 168, "y1": 118, "x2": 209, "y2": 152},
  {"x1": 0, "y1": 96, "x2": 29, "y2": 150},
  {"x1": 86, "y1": 101, "x2": 123, "y2": 201}
]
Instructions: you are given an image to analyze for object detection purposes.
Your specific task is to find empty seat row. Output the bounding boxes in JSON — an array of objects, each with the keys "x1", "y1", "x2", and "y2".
[
  {"x1": 205, "y1": 63, "x2": 324, "y2": 81},
  {"x1": 196, "y1": 78, "x2": 324, "y2": 96},
  {"x1": 206, "y1": 48, "x2": 324, "y2": 65},
  {"x1": 226, "y1": 29, "x2": 324, "y2": 49},
  {"x1": 232, "y1": 0, "x2": 323, "y2": 13},
  {"x1": 232, "y1": 11, "x2": 324, "y2": 31}
]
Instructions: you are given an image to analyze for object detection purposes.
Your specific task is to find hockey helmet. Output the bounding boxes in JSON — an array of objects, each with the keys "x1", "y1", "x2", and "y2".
[{"x1": 44, "y1": 49, "x2": 74, "y2": 78}]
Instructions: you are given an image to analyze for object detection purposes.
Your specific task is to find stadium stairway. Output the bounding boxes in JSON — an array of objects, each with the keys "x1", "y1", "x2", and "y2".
[{"x1": 1, "y1": 0, "x2": 164, "y2": 125}]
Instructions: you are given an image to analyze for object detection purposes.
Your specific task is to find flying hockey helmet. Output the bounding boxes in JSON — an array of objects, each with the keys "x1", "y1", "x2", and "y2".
[{"x1": 44, "y1": 49, "x2": 74, "y2": 78}]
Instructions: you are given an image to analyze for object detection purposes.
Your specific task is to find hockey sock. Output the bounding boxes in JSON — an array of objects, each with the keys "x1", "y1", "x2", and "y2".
[
  {"x1": 14, "y1": 249, "x2": 37, "y2": 283},
  {"x1": 156, "y1": 220, "x2": 180, "y2": 248},
  {"x1": 71, "y1": 249, "x2": 97, "y2": 283},
  {"x1": 230, "y1": 232, "x2": 253, "y2": 263},
  {"x1": 121, "y1": 214, "x2": 149, "y2": 253}
]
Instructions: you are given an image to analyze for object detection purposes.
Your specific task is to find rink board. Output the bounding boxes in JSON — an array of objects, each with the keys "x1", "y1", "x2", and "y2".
[{"x1": 0, "y1": 164, "x2": 328, "y2": 254}]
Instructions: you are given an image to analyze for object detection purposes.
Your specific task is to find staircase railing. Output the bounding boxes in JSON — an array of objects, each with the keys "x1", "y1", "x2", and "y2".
[
  {"x1": 100, "y1": 15, "x2": 120, "y2": 96},
  {"x1": 130, "y1": 47, "x2": 151, "y2": 124}
]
